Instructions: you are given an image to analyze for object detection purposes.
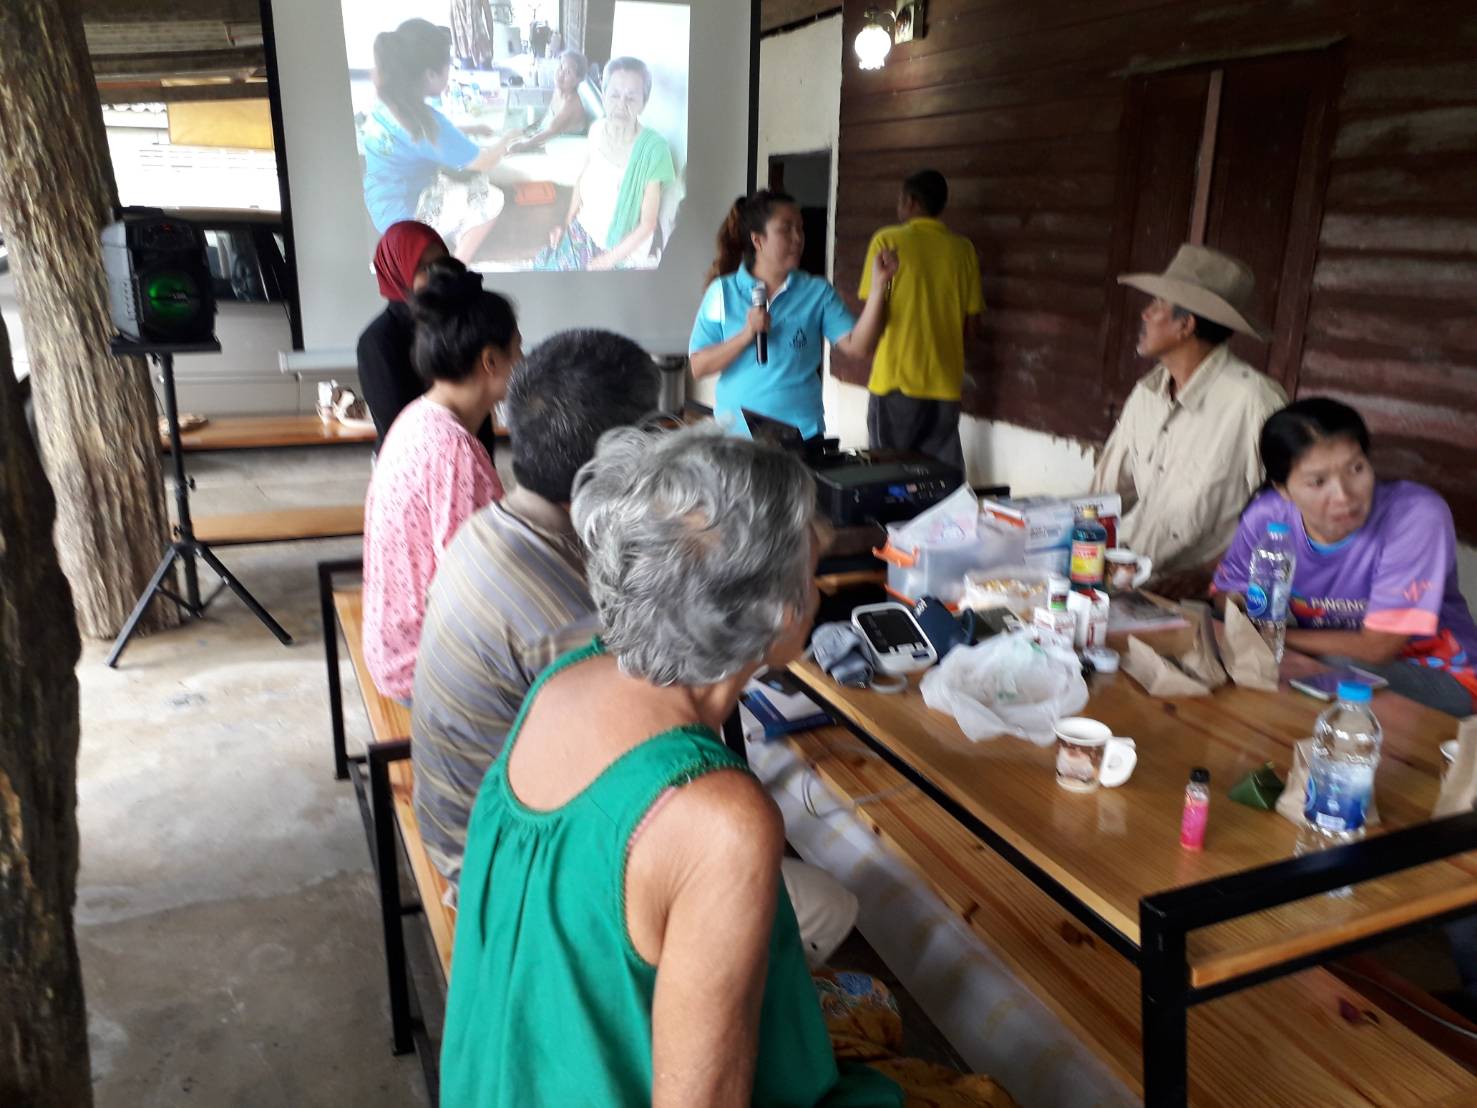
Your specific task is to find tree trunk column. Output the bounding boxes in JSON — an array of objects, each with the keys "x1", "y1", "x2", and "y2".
[
  {"x1": 0, "y1": 0, "x2": 178, "y2": 639},
  {"x1": 0, "y1": 317, "x2": 91, "y2": 1106}
]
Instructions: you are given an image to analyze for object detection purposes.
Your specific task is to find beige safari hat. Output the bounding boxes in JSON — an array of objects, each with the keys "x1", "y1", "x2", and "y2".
[{"x1": 1118, "y1": 244, "x2": 1269, "y2": 341}]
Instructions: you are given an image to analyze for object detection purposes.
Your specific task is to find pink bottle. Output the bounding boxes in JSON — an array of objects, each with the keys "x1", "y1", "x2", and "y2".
[{"x1": 1180, "y1": 767, "x2": 1211, "y2": 851}]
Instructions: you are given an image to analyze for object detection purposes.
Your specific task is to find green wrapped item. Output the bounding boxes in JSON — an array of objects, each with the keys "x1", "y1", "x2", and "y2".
[{"x1": 1229, "y1": 761, "x2": 1285, "y2": 810}]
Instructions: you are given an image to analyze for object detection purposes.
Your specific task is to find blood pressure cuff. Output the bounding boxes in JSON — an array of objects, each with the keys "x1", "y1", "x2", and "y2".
[
  {"x1": 912, "y1": 596, "x2": 967, "y2": 659},
  {"x1": 809, "y1": 622, "x2": 874, "y2": 688}
]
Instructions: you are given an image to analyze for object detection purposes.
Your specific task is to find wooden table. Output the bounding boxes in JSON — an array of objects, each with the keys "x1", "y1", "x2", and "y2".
[
  {"x1": 157, "y1": 414, "x2": 512, "y2": 453},
  {"x1": 158, "y1": 415, "x2": 377, "y2": 452},
  {"x1": 788, "y1": 653, "x2": 1477, "y2": 1106}
]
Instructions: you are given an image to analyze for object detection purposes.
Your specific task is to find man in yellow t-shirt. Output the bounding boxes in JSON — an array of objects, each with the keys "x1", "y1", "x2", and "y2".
[{"x1": 858, "y1": 170, "x2": 984, "y2": 470}]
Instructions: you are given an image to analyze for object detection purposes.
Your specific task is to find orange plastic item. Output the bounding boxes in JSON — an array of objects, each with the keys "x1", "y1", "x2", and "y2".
[
  {"x1": 872, "y1": 542, "x2": 919, "y2": 568},
  {"x1": 514, "y1": 182, "x2": 557, "y2": 206}
]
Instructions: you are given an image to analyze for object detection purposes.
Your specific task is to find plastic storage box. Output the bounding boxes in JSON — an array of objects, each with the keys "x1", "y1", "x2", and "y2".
[{"x1": 876, "y1": 522, "x2": 1023, "y2": 605}]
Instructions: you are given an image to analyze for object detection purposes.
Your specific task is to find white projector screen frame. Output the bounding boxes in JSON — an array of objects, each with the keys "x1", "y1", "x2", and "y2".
[{"x1": 261, "y1": 0, "x2": 758, "y2": 361}]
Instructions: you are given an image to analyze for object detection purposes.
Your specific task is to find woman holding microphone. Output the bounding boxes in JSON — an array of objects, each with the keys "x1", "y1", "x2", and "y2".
[{"x1": 689, "y1": 191, "x2": 897, "y2": 443}]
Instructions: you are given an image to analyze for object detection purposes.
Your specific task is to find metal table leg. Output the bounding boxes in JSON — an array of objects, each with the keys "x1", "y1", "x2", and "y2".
[{"x1": 369, "y1": 739, "x2": 414, "y2": 1055}]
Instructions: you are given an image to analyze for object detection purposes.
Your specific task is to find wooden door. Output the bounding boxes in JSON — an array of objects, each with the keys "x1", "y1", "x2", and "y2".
[
  {"x1": 1205, "y1": 50, "x2": 1338, "y2": 385},
  {"x1": 1104, "y1": 48, "x2": 1340, "y2": 401}
]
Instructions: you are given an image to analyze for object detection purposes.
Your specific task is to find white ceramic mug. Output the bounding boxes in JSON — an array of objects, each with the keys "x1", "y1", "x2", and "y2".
[
  {"x1": 1105, "y1": 548, "x2": 1153, "y2": 592},
  {"x1": 1054, "y1": 717, "x2": 1137, "y2": 792}
]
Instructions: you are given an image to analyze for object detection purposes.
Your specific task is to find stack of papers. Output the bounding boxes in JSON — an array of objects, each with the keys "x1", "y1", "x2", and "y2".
[{"x1": 1107, "y1": 591, "x2": 1190, "y2": 634}]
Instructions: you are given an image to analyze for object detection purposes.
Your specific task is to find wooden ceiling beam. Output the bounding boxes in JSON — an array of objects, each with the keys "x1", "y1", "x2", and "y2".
[
  {"x1": 89, "y1": 45, "x2": 264, "y2": 79},
  {"x1": 96, "y1": 80, "x2": 268, "y2": 104},
  {"x1": 761, "y1": 0, "x2": 842, "y2": 35},
  {"x1": 80, "y1": 0, "x2": 259, "y2": 20}
]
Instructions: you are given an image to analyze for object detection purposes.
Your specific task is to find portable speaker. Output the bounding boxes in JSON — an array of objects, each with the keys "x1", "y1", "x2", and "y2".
[{"x1": 102, "y1": 209, "x2": 217, "y2": 346}]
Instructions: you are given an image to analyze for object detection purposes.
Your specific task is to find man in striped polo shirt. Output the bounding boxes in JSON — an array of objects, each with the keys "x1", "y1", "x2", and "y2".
[{"x1": 411, "y1": 330, "x2": 659, "y2": 890}]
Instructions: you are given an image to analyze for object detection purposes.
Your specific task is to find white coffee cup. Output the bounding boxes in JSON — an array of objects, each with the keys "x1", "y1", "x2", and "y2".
[
  {"x1": 1106, "y1": 548, "x2": 1153, "y2": 592},
  {"x1": 1054, "y1": 716, "x2": 1137, "y2": 792}
]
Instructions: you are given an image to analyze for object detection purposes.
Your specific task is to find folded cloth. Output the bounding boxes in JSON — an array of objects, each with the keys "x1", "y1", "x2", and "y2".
[
  {"x1": 607, "y1": 125, "x2": 676, "y2": 246},
  {"x1": 818, "y1": 969, "x2": 1019, "y2": 1107},
  {"x1": 1122, "y1": 635, "x2": 1211, "y2": 698},
  {"x1": 1222, "y1": 600, "x2": 1280, "y2": 691},
  {"x1": 1434, "y1": 717, "x2": 1477, "y2": 819}
]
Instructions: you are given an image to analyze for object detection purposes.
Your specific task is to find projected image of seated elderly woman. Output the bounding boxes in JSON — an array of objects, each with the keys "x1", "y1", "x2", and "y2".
[
  {"x1": 534, "y1": 56, "x2": 677, "y2": 272},
  {"x1": 506, "y1": 50, "x2": 592, "y2": 152}
]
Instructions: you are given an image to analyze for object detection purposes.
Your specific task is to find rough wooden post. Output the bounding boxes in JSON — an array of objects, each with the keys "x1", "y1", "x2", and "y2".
[
  {"x1": 0, "y1": 316, "x2": 91, "y2": 1105},
  {"x1": 0, "y1": 0, "x2": 177, "y2": 639}
]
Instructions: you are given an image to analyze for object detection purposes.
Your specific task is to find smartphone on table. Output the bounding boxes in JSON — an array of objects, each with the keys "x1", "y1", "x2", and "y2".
[{"x1": 1288, "y1": 666, "x2": 1390, "y2": 701}]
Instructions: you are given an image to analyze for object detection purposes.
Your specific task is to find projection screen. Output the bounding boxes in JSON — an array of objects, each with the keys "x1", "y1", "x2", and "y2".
[{"x1": 265, "y1": 0, "x2": 754, "y2": 360}]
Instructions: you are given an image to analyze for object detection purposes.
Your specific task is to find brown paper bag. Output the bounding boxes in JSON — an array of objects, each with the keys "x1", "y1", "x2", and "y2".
[
  {"x1": 1178, "y1": 599, "x2": 1228, "y2": 690},
  {"x1": 1276, "y1": 739, "x2": 1313, "y2": 824},
  {"x1": 1122, "y1": 635, "x2": 1212, "y2": 698},
  {"x1": 1222, "y1": 600, "x2": 1280, "y2": 692},
  {"x1": 1434, "y1": 717, "x2": 1477, "y2": 819},
  {"x1": 1277, "y1": 736, "x2": 1380, "y2": 827}
]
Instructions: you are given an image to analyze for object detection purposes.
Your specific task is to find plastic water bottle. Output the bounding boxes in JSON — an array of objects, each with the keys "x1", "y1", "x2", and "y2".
[
  {"x1": 1246, "y1": 521, "x2": 1295, "y2": 662},
  {"x1": 1303, "y1": 681, "x2": 1383, "y2": 842}
]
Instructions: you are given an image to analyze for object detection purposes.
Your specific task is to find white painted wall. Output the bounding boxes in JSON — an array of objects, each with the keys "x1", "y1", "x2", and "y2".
[{"x1": 744, "y1": 16, "x2": 1477, "y2": 594}]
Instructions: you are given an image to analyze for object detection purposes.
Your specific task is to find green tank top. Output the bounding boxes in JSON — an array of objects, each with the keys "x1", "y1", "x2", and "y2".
[{"x1": 440, "y1": 638, "x2": 901, "y2": 1106}]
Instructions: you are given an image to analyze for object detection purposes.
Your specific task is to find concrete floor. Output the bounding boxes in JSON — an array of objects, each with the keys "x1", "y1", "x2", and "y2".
[
  {"x1": 73, "y1": 441, "x2": 1470, "y2": 1104},
  {"x1": 76, "y1": 445, "x2": 429, "y2": 1106}
]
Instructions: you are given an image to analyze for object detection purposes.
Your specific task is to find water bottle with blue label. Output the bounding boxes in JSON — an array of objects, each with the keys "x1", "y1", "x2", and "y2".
[
  {"x1": 1304, "y1": 681, "x2": 1383, "y2": 841},
  {"x1": 1246, "y1": 521, "x2": 1295, "y2": 662}
]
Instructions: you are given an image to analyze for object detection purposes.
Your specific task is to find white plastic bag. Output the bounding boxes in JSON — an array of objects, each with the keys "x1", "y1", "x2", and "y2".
[{"x1": 920, "y1": 631, "x2": 1089, "y2": 746}]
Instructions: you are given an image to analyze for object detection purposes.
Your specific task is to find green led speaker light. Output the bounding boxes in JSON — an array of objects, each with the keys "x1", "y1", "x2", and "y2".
[{"x1": 144, "y1": 273, "x2": 197, "y2": 320}]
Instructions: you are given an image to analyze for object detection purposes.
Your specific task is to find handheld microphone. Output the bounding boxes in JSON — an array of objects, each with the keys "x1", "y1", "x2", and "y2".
[{"x1": 751, "y1": 281, "x2": 768, "y2": 365}]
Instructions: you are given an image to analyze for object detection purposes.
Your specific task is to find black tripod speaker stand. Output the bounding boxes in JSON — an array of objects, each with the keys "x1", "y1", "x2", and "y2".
[{"x1": 105, "y1": 339, "x2": 293, "y2": 667}]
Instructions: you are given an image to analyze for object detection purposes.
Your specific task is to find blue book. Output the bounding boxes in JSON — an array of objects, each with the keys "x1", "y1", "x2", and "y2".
[{"x1": 739, "y1": 670, "x2": 832, "y2": 741}]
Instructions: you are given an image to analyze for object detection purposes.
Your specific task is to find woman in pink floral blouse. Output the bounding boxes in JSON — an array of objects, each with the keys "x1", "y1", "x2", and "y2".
[{"x1": 363, "y1": 267, "x2": 520, "y2": 701}]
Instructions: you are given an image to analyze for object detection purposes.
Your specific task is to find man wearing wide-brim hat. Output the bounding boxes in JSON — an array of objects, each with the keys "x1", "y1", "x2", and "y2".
[{"x1": 1091, "y1": 244, "x2": 1287, "y2": 598}]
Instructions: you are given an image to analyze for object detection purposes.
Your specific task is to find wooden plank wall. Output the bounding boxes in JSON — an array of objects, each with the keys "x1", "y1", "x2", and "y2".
[{"x1": 831, "y1": 0, "x2": 1477, "y2": 539}]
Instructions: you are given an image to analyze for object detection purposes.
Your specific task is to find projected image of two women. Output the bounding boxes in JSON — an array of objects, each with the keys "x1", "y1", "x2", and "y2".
[{"x1": 342, "y1": 0, "x2": 691, "y2": 273}]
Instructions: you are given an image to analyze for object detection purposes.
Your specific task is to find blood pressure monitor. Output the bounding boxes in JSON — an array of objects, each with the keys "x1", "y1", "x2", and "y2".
[{"x1": 851, "y1": 602, "x2": 938, "y2": 675}]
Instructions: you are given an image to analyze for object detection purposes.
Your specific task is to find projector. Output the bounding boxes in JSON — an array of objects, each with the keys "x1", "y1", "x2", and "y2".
[{"x1": 810, "y1": 450, "x2": 963, "y2": 527}]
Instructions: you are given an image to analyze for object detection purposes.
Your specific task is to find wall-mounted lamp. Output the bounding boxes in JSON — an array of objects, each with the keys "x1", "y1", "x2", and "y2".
[{"x1": 854, "y1": 1, "x2": 926, "y2": 71}]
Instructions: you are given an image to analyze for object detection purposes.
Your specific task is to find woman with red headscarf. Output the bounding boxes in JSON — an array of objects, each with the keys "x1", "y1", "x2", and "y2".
[{"x1": 357, "y1": 221, "x2": 497, "y2": 457}]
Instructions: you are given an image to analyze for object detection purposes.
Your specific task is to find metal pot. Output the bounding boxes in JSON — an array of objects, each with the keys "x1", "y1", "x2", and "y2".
[{"x1": 653, "y1": 355, "x2": 688, "y2": 414}]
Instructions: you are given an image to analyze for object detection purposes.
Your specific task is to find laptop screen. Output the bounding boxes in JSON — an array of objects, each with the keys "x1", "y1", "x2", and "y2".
[{"x1": 741, "y1": 408, "x2": 806, "y2": 453}]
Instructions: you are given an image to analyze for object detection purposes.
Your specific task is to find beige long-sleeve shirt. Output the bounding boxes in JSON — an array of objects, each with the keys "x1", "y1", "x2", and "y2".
[{"x1": 1091, "y1": 345, "x2": 1287, "y2": 575}]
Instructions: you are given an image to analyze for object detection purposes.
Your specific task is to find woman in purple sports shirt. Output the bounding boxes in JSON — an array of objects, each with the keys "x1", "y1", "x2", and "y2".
[{"x1": 1214, "y1": 397, "x2": 1477, "y2": 718}]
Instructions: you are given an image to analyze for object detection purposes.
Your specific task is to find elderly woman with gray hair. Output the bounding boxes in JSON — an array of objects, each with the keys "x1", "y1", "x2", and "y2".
[{"x1": 438, "y1": 424, "x2": 904, "y2": 1106}]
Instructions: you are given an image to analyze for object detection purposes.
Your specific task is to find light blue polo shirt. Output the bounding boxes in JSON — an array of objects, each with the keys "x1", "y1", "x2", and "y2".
[
  {"x1": 361, "y1": 102, "x2": 480, "y2": 233},
  {"x1": 688, "y1": 264, "x2": 857, "y2": 440}
]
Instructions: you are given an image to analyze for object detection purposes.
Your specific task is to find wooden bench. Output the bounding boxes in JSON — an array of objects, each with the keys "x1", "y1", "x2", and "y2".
[
  {"x1": 783, "y1": 725, "x2": 1477, "y2": 1104},
  {"x1": 191, "y1": 504, "x2": 364, "y2": 546},
  {"x1": 320, "y1": 559, "x2": 456, "y2": 1066}
]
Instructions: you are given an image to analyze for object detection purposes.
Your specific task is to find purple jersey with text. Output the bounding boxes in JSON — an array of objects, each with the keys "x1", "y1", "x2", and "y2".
[{"x1": 1214, "y1": 482, "x2": 1477, "y2": 708}]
